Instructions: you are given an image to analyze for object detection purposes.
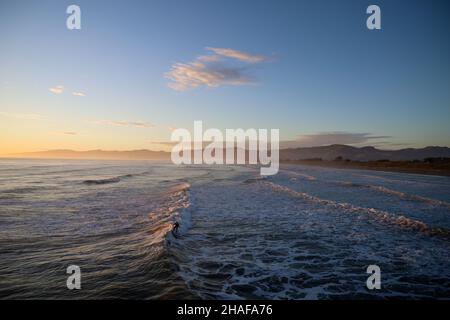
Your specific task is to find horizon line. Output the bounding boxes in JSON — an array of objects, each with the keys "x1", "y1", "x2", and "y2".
[{"x1": 2, "y1": 144, "x2": 449, "y2": 156}]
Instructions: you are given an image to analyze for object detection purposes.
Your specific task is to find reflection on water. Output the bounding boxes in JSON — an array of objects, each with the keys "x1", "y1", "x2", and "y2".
[{"x1": 0, "y1": 159, "x2": 449, "y2": 299}]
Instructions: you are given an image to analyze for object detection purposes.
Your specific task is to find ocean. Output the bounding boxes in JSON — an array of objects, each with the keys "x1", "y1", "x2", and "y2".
[{"x1": 0, "y1": 159, "x2": 449, "y2": 299}]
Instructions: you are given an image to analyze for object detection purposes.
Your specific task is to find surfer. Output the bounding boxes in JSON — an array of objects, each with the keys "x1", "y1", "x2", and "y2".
[{"x1": 172, "y1": 221, "x2": 180, "y2": 235}]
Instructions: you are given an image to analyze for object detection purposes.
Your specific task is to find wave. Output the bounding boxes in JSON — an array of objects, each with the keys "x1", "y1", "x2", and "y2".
[
  {"x1": 243, "y1": 176, "x2": 267, "y2": 184},
  {"x1": 82, "y1": 171, "x2": 150, "y2": 186},
  {"x1": 45, "y1": 166, "x2": 117, "y2": 175},
  {"x1": 340, "y1": 181, "x2": 450, "y2": 209},
  {"x1": 0, "y1": 186, "x2": 46, "y2": 194},
  {"x1": 352, "y1": 172, "x2": 450, "y2": 188},
  {"x1": 283, "y1": 170, "x2": 317, "y2": 181},
  {"x1": 82, "y1": 177, "x2": 121, "y2": 185},
  {"x1": 148, "y1": 182, "x2": 191, "y2": 245},
  {"x1": 260, "y1": 180, "x2": 450, "y2": 239}
]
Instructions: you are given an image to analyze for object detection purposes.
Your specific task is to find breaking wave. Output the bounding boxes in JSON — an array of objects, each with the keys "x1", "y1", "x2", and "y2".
[
  {"x1": 150, "y1": 182, "x2": 192, "y2": 245},
  {"x1": 262, "y1": 180, "x2": 450, "y2": 239},
  {"x1": 82, "y1": 171, "x2": 150, "y2": 185},
  {"x1": 340, "y1": 181, "x2": 450, "y2": 209}
]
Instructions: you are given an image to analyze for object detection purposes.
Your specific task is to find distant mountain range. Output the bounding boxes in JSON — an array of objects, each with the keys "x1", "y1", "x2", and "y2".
[
  {"x1": 280, "y1": 145, "x2": 450, "y2": 161},
  {"x1": 4, "y1": 145, "x2": 450, "y2": 161}
]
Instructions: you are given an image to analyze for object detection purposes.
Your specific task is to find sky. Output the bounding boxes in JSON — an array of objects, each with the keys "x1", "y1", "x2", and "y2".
[{"x1": 1, "y1": 0, "x2": 450, "y2": 154}]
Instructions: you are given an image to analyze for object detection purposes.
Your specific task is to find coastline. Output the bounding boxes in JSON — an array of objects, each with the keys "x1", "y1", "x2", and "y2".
[{"x1": 282, "y1": 159, "x2": 450, "y2": 177}]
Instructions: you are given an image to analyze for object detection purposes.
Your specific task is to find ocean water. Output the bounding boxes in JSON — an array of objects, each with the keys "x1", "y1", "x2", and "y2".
[{"x1": 0, "y1": 159, "x2": 449, "y2": 299}]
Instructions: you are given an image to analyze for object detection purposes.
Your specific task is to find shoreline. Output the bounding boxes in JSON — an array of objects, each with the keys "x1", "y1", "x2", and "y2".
[{"x1": 282, "y1": 159, "x2": 450, "y2": 177}]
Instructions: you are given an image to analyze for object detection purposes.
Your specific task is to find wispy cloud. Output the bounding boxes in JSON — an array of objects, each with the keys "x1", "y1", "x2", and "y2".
[
  {"x1": 368, "y1": 141, "x2": 412, "y2": 149},
  {"x1": 165, "y1": 47, "x2": 271, "y2": 91},
  {"x1": 206, "y1": 47, "x2": 269, "y2": 63},
  {"x1": 149, "y1": 140, "x2": 177, "y2": 147},
  {"x1": 92, "y1": 120, "x2": 154, "y2": 128},
  {"x1": 49, "y1": 85, "x2": 86, "y2": 97},
  {"x1": 52, "y1": 131, "x2": 78, "y2": 136},
  {"x1": 281, "y1": 132, "x2": 391, "y2": 148},
  {"x1": 49, "y1": 85, "x2": 64, "y2": 94},
  {"x1": 0, "y1": 112, "x2": 44, "y2": 120}
]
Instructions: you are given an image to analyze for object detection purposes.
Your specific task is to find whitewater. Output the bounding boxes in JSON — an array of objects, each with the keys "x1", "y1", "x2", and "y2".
[{"x1": 0, "y1": 159, "x2": 449, "y2": 299}]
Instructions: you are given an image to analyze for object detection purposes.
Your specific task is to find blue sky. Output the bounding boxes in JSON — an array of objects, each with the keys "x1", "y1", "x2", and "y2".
[{"x1": 1, "y1": 0, "x2": 449, "y2": 153}]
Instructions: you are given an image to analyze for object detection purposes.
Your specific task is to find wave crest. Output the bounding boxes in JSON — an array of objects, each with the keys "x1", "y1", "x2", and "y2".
[
  {"x1": 261, "y1": 180, "x2": 450, "y2": 239},
  {"x1": 148, "y1": 183, "x2": 191, "y2": 245},
  {"x1": 82, "y1": 171, "x2": 150, "y2": 185}
]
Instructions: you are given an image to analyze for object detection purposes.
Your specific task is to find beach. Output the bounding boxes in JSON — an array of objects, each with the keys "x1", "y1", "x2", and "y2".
[{"x1": 282, "y1": 159, "x2": 450, "y2": 177}]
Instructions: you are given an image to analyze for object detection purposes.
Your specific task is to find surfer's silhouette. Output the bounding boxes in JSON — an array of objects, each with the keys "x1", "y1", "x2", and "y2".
[{"x1": 172, "y1": 221, "x2": 180, "y2": 235}]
